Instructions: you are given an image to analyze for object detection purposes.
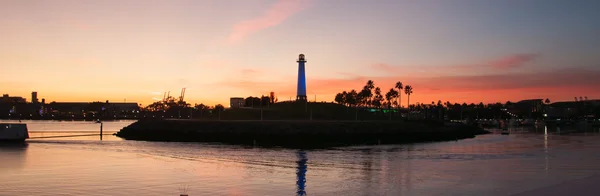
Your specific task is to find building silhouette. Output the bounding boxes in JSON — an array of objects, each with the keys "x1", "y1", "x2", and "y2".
[
  {"x1": 0, "y1": 94, "x2": 26, "y2": 103},
  {"x1": 31, "y1": 92, "x2": 38, "y2": 103},
  {"x1": 229, "y1": 97, "x2": 244, "y2": 108}
]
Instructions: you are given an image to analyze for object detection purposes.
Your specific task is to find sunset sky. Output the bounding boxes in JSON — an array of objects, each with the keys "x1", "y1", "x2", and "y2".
[{"x1": 1, "y1": 0, "x2": 599, "y2": 106}]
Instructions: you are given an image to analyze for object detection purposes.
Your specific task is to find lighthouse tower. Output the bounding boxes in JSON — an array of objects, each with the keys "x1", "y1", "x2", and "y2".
[{"x1": 296, "y1": 54, "x2": 307, "y2": 102}]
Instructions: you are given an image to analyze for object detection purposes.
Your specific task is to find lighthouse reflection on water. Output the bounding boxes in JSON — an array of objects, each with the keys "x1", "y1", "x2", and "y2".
[{"x1": 296, "y1": 151, "x2": 308, "y2": 196}]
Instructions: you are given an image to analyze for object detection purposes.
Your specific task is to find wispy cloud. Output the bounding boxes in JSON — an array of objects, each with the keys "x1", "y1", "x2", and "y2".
[
  {"x1": 370, "y1": 63, "x2": 400, "y2": 72},
  {"x1": 488, "y1": 53, "x2": 540, "y2": 69},
  {"x1": 227, "y1": 0, "x2": 314, "y2": 44},
  {"x1": 370, "y1": 53, "x2": 542, "y2": 74}
]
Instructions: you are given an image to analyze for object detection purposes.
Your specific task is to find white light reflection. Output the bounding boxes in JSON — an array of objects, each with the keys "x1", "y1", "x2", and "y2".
[{"x1": 544, "y1": 126, "x2": 548, "y2": 172}]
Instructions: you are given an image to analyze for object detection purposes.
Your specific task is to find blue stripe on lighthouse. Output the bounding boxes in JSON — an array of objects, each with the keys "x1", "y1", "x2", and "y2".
[{"x1": 297, "y1": 61, "x2": 307, "y2": 97}]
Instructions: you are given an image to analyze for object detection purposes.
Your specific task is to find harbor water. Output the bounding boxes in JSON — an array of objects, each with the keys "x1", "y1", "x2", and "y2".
[{"x1": 1, "y1": 120, "x2": 600, "y2": 196}]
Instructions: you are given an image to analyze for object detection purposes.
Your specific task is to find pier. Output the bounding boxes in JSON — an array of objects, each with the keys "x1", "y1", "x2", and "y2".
[{"x1": 27, "y1": 121, "x2": 109, "y2": 140}]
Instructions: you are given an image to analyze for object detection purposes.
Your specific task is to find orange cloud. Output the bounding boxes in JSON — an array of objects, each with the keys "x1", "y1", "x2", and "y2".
[
  {"x1": 240, "y1": 69, "x2": 260, "y2": 77},
  {"x1": 227, "y1": 0, "x2": 314, "y2": 44}
]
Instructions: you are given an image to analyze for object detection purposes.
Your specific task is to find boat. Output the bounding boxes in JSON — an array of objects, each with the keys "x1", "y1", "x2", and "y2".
[{"x1": 0, "y1": 123, "x2": 29, "y2": 142}]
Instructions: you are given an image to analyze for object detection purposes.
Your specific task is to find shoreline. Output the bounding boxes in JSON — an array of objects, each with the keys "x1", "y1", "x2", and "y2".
[{"x1": 115, "y1": 119, "x2": 490, "y2": 149}]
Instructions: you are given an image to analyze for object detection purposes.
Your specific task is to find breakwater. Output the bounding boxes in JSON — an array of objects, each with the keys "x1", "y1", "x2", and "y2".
[{"x1": 115, "y1": 119, "x2": 489, "y2": 148}]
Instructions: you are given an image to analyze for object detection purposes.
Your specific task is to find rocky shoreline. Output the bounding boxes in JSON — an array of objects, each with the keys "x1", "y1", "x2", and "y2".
[{"x1": 115, "y1": 119, "x2": 490, "y2": 148}]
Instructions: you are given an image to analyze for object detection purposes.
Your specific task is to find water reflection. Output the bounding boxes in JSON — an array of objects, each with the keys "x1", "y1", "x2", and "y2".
[
  {"x1": 544, "y1": 126, "x2": 549, "y2": 172},
  {"x1": 0, "y1": 142, "x2": 29, "y2": 171},
  {"x1": 296, "y1": 151, "x2": 308, "y2": 196}
]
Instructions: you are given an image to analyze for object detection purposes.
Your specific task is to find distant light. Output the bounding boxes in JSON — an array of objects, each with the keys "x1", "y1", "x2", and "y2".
[{"x1": 543, "y1": 114, "x2": 548, "y2": 117}]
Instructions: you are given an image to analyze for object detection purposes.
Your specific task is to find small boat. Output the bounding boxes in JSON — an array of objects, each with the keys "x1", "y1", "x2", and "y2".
[
  {"x1": 501, "y1": 131, "x2": 510, "y2": 135},
  {"x1": 0, "y1": 123, "x2": 29, "y2": 142}
]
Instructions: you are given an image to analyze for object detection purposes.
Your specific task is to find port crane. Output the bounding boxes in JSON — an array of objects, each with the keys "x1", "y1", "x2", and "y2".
[
  {"x1": 179, "y1": 88, "x2": 186, "y2": 102},
  {"x1": 160, "y1": 88, "x2": 185, "y2": 103}
]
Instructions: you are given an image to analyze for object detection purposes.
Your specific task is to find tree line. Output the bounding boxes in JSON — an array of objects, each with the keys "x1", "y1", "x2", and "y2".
[{"x1": 334, "y1": 80, "x2": 413, "y2": 109}]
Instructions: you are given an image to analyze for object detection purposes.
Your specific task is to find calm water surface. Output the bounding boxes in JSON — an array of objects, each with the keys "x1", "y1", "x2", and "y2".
[{"x1": 1, "y1": 120, "x2": 600, "y2": 196}]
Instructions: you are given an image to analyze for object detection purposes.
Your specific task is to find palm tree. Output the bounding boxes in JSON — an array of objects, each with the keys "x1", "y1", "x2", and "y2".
[
  {"x1": 395, "y1": 82, "x2": 403, "y2": 108},
  {"x1": 404, "y1": 85, "x2": 413, "y2": 111},
  {"x1": 358, "y1": 89, "x2": 370, "y2": 107},
  {"x1": 366, "y1": 80, "x2": 375, "y2": 90},
  {"x1": 373, "y1": 87, "x2": 383, "y2": 108},
  {"x1": 385, "y1": 88, "x2": 398, "y2": 109},
  {"x1": 365, "y1": 80, "x2": 375, "y2": 106}
]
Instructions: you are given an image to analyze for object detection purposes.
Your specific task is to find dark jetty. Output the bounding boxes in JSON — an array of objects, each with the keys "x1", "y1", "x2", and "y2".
[{"x1": 116, "y1": 119, "x2": 489, "y2": 148}]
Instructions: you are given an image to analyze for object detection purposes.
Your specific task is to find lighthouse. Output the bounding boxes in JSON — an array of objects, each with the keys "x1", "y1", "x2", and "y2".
[{"x1": 296, "y1": 54, "x2": 307, "y2": 102}]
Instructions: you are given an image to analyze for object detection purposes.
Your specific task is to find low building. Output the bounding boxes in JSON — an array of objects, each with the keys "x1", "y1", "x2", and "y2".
[
  {"x1": 515, "y1": 99, "x2": 544, "y2": 112},
  {"x1": 47, "y1": 102, "x2": 89, "y2": 114},
  {"x1": 509, "y1": 99, "x2": 545, "y2": 118},
  {"x1": 546, "y1": 100, "x2": 600, "y2": 119},
  {"x1": 230, "y1": 97, "x2": 244, "y2": 108},
  {"x1": 105, "y1": 102, "x2": 140, "y2": 113},
  {"x1": 0, "y1": 94, "x2": 26, "y2": 103}
]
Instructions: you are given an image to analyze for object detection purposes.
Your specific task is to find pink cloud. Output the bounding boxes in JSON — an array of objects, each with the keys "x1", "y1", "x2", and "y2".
[
  {"x1": 488, "y1": 53, "x2": 540, "y2": 69},
  {"x1": 227, "y1": 0, "x2": 314, "y2": 44}
]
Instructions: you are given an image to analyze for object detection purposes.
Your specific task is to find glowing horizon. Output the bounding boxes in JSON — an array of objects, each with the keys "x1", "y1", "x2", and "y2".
[{"x1": 1, "y1": 0, "x2": 599, "y2": 107}]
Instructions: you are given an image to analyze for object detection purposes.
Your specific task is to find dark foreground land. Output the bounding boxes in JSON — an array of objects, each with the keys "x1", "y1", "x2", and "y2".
[{"x1": 116, "y1": 119, "x2": 489, "y2": 148}]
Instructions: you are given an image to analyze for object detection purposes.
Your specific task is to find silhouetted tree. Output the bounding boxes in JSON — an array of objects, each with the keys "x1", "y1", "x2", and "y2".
[
  {"x1": 385, "y1": 88, "x2": 398, "y2": 109},
  {"x1": 346, "y1": 90, "x2": 358, "y2": 107},
  {"x1": 269, "y1": 92, "x2": 277, "y2": 104},
  {"x1": 366, "y1": 80, "x2": 375, "y2": 90},
  {"x1": 335, "y1": 92, "x2": 345, "y2": 105},
  {"x1": 341, "y1": 91, "x2": 348, "y2": 106},
  {"x1": 213, "y1": 104, "x2": 225, "y2": 112},
  {"x1": 404, "y1": 85, "x2": 413, "y2": 110},
  {"x1": 356, "y1": 80, "x2": 375, "y2": 107},
  {"x1": 358, "y1": 89, "x2": 370, "y2": 106},
  {"x1": 194, "y1": 103, "x2": 209, "y2": 111},
  {"x1": 395, "y1": 81, "x2": 403, "y2": 108},
  {"x1": 260, "y1": 96, "x2": 270, "y2": 106},
  {"x1": 372, "y1": 87, "x2": 384, "y2": 108}
]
